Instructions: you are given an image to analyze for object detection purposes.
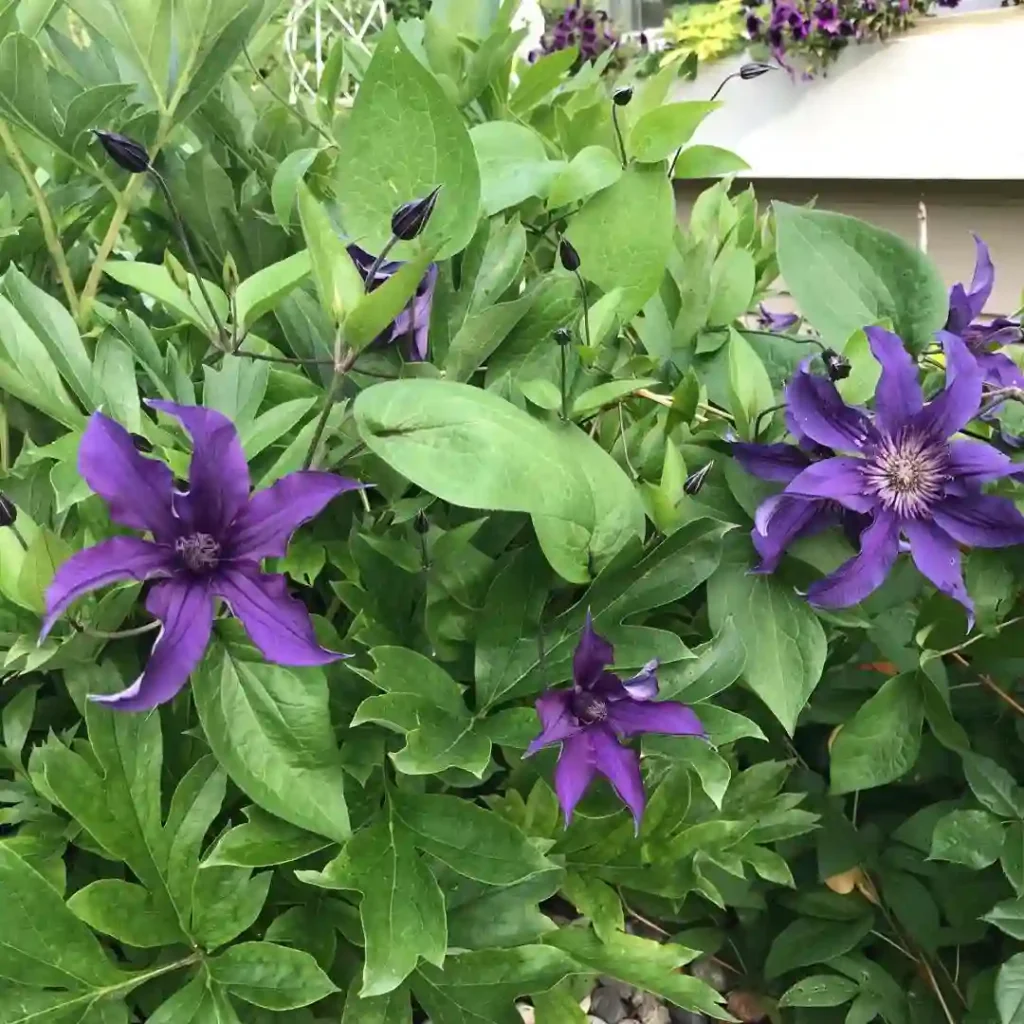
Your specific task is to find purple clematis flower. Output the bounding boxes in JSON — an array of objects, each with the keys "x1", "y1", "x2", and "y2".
[
  {"x1": 526, "y1": 613, "x2": 705, "y2": 829},
  {"x1": 347, "y1": 245, "x2": 438, "y2": 361},
  {"x1": 946, "y1": 235, "x2": 1023, "y2": 390},
  {"x1": 767, "y1": 327, "x2": 1024, "y2": 620},
  {"x1": 42, "y1": 404, "x2": 364, "y2": 711},
  {"x1": 756, "y1": 303, "x2": 799, "y2": 333}
]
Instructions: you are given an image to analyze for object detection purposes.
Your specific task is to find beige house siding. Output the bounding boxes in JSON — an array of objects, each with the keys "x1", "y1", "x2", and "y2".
[{"x1": 675, "y1": 180, "x2": 1024, "y2": 319}]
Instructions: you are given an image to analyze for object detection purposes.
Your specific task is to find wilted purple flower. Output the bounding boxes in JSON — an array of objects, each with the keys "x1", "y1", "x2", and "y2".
[
  {"x1": 42, "y1": 405, "x2": 363, "y2": 710},
  {"x1": 765, "y1": 328, "x2": 1024, "y2": 619},
  {"x1": 348, "y1": 245, "x2": 438, "y2": 361},
  {"x1": 756, "y1": 304, "x2": 800, "y2": 333},
  {"x1": 526, "y1": 613, "x2": 705, "y2": 829},
  {"x1": 946, "y1": 235, "x2": 1023, "y2": 390}
]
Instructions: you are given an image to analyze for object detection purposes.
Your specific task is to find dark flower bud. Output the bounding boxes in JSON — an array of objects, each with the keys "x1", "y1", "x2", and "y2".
[
  {"x1": 612, "y1": 86, "x2": 634, "y2": 106},
  {"x1": 683, "y1": 460, "x2": 714, "y2": 496},
  {"x1": 553, "y1": 326, "x2": 572, "y2": 346},
  {"x1": 558, "y1": 237, "x2": 581, "y2": 272},
  {"x1": 391, "y1": 186, "x2": 441, "y2": 241},
  {"x1": 414, "y1": 510, "x2": 430, "y2": 534},
  {"x1": 0, "y1": 492, "x2": 17, "y2": 527},
  {"x1": 740, "y1": 61, "x2": 777, "y2": 79},
  {"x1": 822, "y1": 348, "x2": 851, "y2": 381},
  {"x1": 91, "y1": 130, "x2": 150, "y2": 173},
  {"x1": 130, "y1": 433, "x2": 154, "y2": 453}
]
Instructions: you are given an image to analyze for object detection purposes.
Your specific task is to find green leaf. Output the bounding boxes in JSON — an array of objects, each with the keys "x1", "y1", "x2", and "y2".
[
  {"x1": 2, "y1": 684, "x2": 38, "y2": 757},
  {"x1": 1004, "y1": 821, "x2": 1024, "y2": 896},
  {"x1": 930, "y1": 809, "x2": 1004, "y2": 869},
  {"x1": 447, "y1": 873, "x2": 559, "y2": 951},
  {"x1": 103, "y1": 262, "x2": 228, "y2": 334},
  {"x1": 341, "y1": 979, "x2": 411, "y2": 1024},
  {"x1": 66, "y1": 879, "x2": 181, "y2": 948},
  {"x1": 658, "y1": 618, "x2": 745, "y2": 702},
  {"x1": 94, "y1": 335, "x2": 141, "y2": 433},
  {"x1": 335, "y1": 23, "x2": 480, "y2": 258},
  {"x1": 570, "y1": 378, "x2": 660, "y2": 419},
  {"x1": 671, "y1": 145, "x2": 749, "y2": 179},
  {"x1": 547, "y1": 929, "x2": 724, "y2": 1015},
  {"x1": 984, "y1": 898, "x2": 1024, "y2": 940},
  {"x1": 774, "y1": 202, "x2": 947, "y2": 352},
  {"x1": 829, "y1": 674, "x2": 924, "y2": 795},
  {"x1": 765, "y1": 916, "x2": 873, "y2": 978},
  {"x1": 629, "y1": 101, "x2": 719, "y2": 163},
  {"x1": 208, "y1": 941, "x2": 338, "y2": 1010},
  {"x1": 547, "y1": 145, "x2": 622, "y2": 210},
  {"x1": 561, "y1": 873, "x2": 624, "y2": 943},
  {"x1": 471, "y1": 121, "x2": 560, "y2": 216},
  {"x1": 534, "y1": 983, "x2": 588, "y2": 1024},
  {"x1": 565, "y1": 163, "x2": 675, "y2": 319},
  {"x1": 998, "y1": 953, "x2": 1024, "y2": 1024},
  {"x1": 147, "y1": 976, "x2": 241, "y2": 1024},
  {"x1": 0, "y1": 33, "x2": 57, "y2": 144},
  {"x1": 709, "y1": 250, "x2": 755, "y2": 327},
  {"x1": 962, "y1": 752, "x2": 1024, "y2": 819},
  {"x1": 238, "y1": 398, "x2": 317, "y2": 461},
  {"x1": 0, "y1": 844, "x2": 126, "y2": 988},
  {"x1": 509, "y1": 46, "x2": 578, "y2": 114},
  {"x1": 390, "y1": 790, "x2": 554, "y2": 884},
  {"x1": 271, "y1": 148, "x2": 320, "y2": 228},
  {"x1": 192, "y1": 644, "x2": 350, "y2": 843},
  {"x1": 726, "y1": 327, "x2": 774, "y2": 438},
  {"x1": 191, "y1": 868, "x2": 271, "y2": 950},
  {"x1": 520, "y1": 378, "x2": 563, "y2": 411},
  {"x1": 235, "y1": 251, "x2": 312, "y2": 329},
  {"x1": 779, "y1": 974, "x2": 860, "y2": 1008},
  {"x1": 300, "y1": 810, "x2": 447, "y2": 998},
  {"x1": 835, "y1": 328, "x2": 881, "y2": 406},
  {"x1": 297, "y1": 184, "x2": 364, "y2": 324},
  {"x1": 445, "y1": 290, "x2": 534, "y2": 382},
  {"x1": 203, "y1": 806, "x2": 331, "y2": 869},
  {"x1": 17, "y1": 528, "x2": 71, "y2": 614},
  {"x1": 708, "y1": 553, "x2": 827, "y2": 733}
]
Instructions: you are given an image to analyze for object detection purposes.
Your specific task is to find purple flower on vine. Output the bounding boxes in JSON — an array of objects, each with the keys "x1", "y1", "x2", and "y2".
[
  {"x1": 42, "y1": 405, "x2": 363, "y2": 710},
  {"x1": 526, "y1": 613, "x2": 705, "y2": 829},
  {"x1": 756, "y1": 304, "x2": 800, "y2": 333}
]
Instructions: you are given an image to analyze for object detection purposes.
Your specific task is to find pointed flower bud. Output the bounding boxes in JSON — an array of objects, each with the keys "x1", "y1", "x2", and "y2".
[
  {"x1": 558, "y1": 237, "x2": 581, "y2": 273},
  {"x1": 683, "y1": 460, "x2": 714, "y2": 496},
  {"x1": 0, "y1": 492, "x2": 16, "y2": 527},
  {"x1": 391, "y1": 186, "x2": 441, "y2": 241},
  {"x1": 822, "y1": 348, "x2": 851, "y2": 381},
  {"x1": 553, "y1": 326, "x2": 572, "y2": 346},
  {"x1": 740, "y1": 61, "x2": 776, "y2": 80},
  {"x1": 222, "y1": 252, "x2": 239, "y2": 294},
  {"x1": 612, "y1": 86, "x2": 634, "y2": 106},
  {"x1": 130, "y1": 433, "x2": 154, "y2": 454},
  {"x1": 414, "y1": 510, "x2": 430, "y2": 534},
  {"x1": 91, "y1": 130, "x2": 150, "y2": 173}
]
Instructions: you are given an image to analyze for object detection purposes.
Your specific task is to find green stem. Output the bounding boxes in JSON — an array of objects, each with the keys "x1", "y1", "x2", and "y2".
[
  {"x1": 242, "y1": 44, "x2": 335, "y2": 147},
  {"x1": 573, "y1": 269, "x2": 591, "y2": 349},
  {"x1": 7, "y1": 522, "x2": 27, "y2": 550},
  {"x1": 611, "y1": 104, "x2": 628, "y2": 169},
  {"x1": 76, "y1": 620, "x2": 161, "y2": 640},
  {"x1": 303, "y1": 346, "x2": 358, "y2": 469},
  {"x1": 559, "y1": 343, "x2": 569, "y2": 421},
  {"x1": 0, "y1": 120, "x2": 79, "y2": 316},
  {"x1": 365, "y1": 234, "x2": 399, "y2": 285}
]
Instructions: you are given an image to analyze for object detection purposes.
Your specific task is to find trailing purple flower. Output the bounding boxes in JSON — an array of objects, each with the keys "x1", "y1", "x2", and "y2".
[
  {"x1": 526, "y1": 613, "x2": 705, "y2": 829},
  {"x1": 348, "y1": 245, "x2": 438, "y2": 361},
  {"x1": 754, "y1": 328, "x2": 1024, "y2": 620},
  {"x1": 945, "y1": 234, "x2": 1023, "y2": 391},
  {"x1": 42, "y1": 405, "x2": 364, "y2": 710},
  {"x1": 528, "y1": 1, "x2": 619, "y2": 66},
  {"x1": 756, "y1": 303, "x2": 799, "y2": 333}
]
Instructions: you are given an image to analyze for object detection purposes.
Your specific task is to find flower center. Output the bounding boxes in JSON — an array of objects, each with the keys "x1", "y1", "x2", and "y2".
[
  {"x1": 174, "y1": 532, "x2": 221, "y2": 573},
  {"x1": 571, "y1": 692, "x2": 609, "y2": 725},
  {"x1": 862, "y1": 431, "x2": 949, "y2": 518}
]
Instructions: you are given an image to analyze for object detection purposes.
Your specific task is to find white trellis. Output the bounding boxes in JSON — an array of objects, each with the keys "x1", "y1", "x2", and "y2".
[{"x1": 284, "y1": 0, "x2": 388, "y2": 104}]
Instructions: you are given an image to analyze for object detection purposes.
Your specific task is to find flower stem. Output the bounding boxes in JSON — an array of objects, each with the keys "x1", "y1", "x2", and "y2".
[
  {"x1": 235, "y1": 348, "x2": 334, "y2": 366},
  {"x1": 149, "y1": 168, "x2": 229, "y2": 348},
  {"x1": 573, "y1": 269, "x2": 592, "y2": 349},
  {"x1": 303, "y1": 346, "x2": 359, "y2": 469},
  {"x1": 559, "y1": 342, "x2": 569, "y2": 421},
  {"x1": 6, "y1": 522, "x2": 27, "y2": 550},
  {"x1": 365, "y1": 234, "x2": 399, "y2": 286},
  {"x1": 753, "y1": 402, "x2": 787, "y2": 440},
  {"x1": 0, "y1": 120, "x2": 79, "y2": 317},
  {"x1": 611, "y1": 104, "x2": 628, "y2": 169},
  {"x1": 76, "y1": 620, "x2": 161, "y2": 640}
]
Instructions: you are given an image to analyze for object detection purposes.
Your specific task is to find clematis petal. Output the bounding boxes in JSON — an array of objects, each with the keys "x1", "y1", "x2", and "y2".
[
  {"x1": 590, "y1": 726, "x2": 646, "y2": 831},
  {"x1": 904, "y1": 519, "x2": 974, "y2": 624},
  {"x1": 807, "y1": 510, "x2": 901, "y2": 608},
  {"x1": 865, "y1": 327, "x2": 923, "y2": 433},
  {"x1": 782, "y1": 457, "x2": 874, "y2": 512},
  {"x1": 573, "y1": 610, "x2": 614, "y2": 690},
  {"x1": 912, "y1": 332, "x2": 983, "y2": 439},
  {"x1": 79, "y1": 413, "x2": 176, "y2": 538},
  {"x1": 553, "y1": 732, "x2": 597, "y2": 826},
  {"x1": 148, "y1": 401, "x2": 250, "y2": 535},
  {"x1": 946, "y1": 283, "x2": 973, "y2": 336},
  {"x1": 41, "y1": 537, "x2": 173, "y2": 639},
  {"x1": 621, "y1": 660, "x2": 659, "y2": 701},
  {"x1": 731, "y1": 441, "x2": 811, "y2": 483},
  {"x1": 977, "y1": 351, "x2": 1024, "y2": 391},
  {"x1": 753, "y1": 495, "x2": 837, "y2": 573},
  {"x1": 607, "y1": 698, "x2": 705, "y2": 739},
  {"x1": 90, "y1": 581, "x2": 213, "y2": 711},
  {"x1": 947, "y1": 440, "x2": 1017, "y2": 485},
  {"x1": 932, "y1": 494, "x2": 1024, "y2": 548},
  {"x1": 785, "y1": 361, "x2": 874, "y2": 452},
  {"x1": 966, "y1": 233, "x2": 995, "y2": 319},
  {"x1": 230, "y1": 471, "x2": 365, "y2": 560},
  {"x1": 215, "y1": 567, "x2": 342, "y2": 666},
  {"x1": 525, "y1": 690, "x2": 581, "y2": 756}
]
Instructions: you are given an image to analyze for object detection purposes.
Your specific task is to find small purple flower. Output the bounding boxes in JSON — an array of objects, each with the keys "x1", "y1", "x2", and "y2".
[
  {"x1": 756, "y1": 303, "x2": 800, "y2": 333},
  {"x1": 347, "y1": 245, "x2": 438, "y2": 361},
  {"x1": 42, "y1": 405, "x2": 364, "y2": 710},
  {"x1": 946, "y1": 235, "x2": 1023, "y2": 390},
  {"x1": 526, "y1": 613, "x2": 705, "y2": 829},
  {"x1": 764, "y1": 328, "x2": 1024, "y2": 620}
]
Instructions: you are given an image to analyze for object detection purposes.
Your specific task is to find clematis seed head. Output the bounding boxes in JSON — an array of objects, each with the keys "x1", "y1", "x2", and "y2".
[{"x1": 91, "y1": 130, "x2": 150, "y2": 173}]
